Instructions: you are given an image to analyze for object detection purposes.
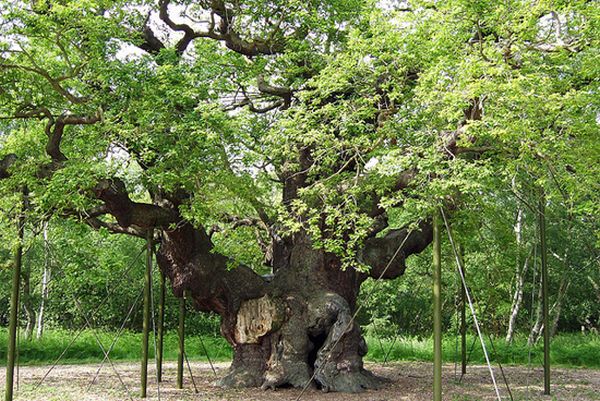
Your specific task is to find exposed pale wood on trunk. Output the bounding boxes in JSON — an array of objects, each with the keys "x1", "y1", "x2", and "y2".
[{"x1": 235, "y1": 296, "x2": 281, "y2": 344}]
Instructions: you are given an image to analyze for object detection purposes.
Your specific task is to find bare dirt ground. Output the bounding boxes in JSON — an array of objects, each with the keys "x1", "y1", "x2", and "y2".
[{"x1": 2, "y1": 361, "x2": 599, "y2": 401}]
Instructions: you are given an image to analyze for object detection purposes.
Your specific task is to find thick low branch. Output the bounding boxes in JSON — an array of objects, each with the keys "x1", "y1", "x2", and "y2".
[
  {"x1": 56, "y1": 204, "x2": 144, "y2": 238},
  {"x1": 360, "y1": 221, "x2": 433, "y2": 279},
  {"x1": 357, "y1": 115, "x2": 478, "y2": 275},
  {"x1": 356, "y1": 100, "x2": 486, "y2": 276},
  {"x1": 93, "y1": 178, "x2": 179, "y2": 229}
]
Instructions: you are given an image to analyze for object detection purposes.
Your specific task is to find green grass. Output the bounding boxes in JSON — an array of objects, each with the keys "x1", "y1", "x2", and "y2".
[
  {"x1": 364, "y1": 333, "x2": 600, "y2": 369},
  {"x1": 1, "y1": 328, "x2": 598, "y2": 369},
  {"x1": 0, "y1": 328, "x2": 232, "y2": 366}
]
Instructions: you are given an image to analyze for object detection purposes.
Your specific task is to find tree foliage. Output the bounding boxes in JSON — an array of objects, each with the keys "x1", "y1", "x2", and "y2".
[{"x1": 0, "y1": 0, "x2": 598, "y2": 341}]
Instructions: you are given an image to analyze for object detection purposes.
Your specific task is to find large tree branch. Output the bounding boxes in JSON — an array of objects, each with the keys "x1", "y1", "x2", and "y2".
[
  {"x1": 158, "y1": 0, "x2": 201, "y2": 55},
  {"x1": 0, "y1": 106, "x2": 188, "y2": 240},
  {"x1": 360, "y1": 221, "x2": 433, "y2": 279},
  {"x1": 85, "y1": 216, "x2": 146, "y2": 237},
  {"x1": 139, "y1": 24, "x2": 166, "y2": 55},
  {"x1": 71, "y1": 200, "x2": 267, "y2": 320},
  {"x1": 93, "y1": 178, "x2": 180, "y2": 229},
  {"x1": 256, "y1": 75, "x2": 292, "y2": 108},
  {"x1": 157, "y1": 0, "x2": 285, "y2": 57},
  {"x1": 355, "y1": 97, "x2": 489, "y2": 277},
  {"x1": 0, "y1": 109, "x2": 100, "y2": 187},
  {"x1": 357, "y1": 99, "x2": 487, "y2": 270},
  {"x1": 46, "y1": 113, "x2": 101, "y2": 163}
]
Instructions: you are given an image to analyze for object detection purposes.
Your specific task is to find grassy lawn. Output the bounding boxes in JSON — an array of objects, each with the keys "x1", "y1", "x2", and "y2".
[
  {"x1": 0, "y1": 328, "x2": 232, "y2": 366},
  {"x1": 1, "y1": 328, "x2": 598, "y2": 369},
  {"x1": 364, "y1": 333, "x2": 600, "y2": 369}
]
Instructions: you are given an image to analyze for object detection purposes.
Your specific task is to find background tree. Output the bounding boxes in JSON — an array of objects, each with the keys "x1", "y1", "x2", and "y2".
[{"x1": 0, "y1": 0, "x2": 598, "y2": 393}]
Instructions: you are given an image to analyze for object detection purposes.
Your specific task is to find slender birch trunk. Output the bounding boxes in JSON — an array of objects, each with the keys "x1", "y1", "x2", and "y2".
[
  {"x1": 506, "y1": 251, "x2": 531, "y2": 342},
  {"x1": 528, "y1": 272, "x2": 543, "y2": 345},
  {"x1": 506, "y1": 206, "x2": 527, "y2": 343},
  {"x1": 36, "y1": 222, "x2": 51, "y2": 339},
  {"x1": 529, "y1": 273, "x2": 569, "y2": 343},
  {"x1": 548, "y1": 246, "x2": 573, "y2": 337},
  {"x1": 550, "y1": 274, "x2": 570, "y2": 337},
  {"x1": 22, "y1": 248, "x2": 36, "y2": 340}
]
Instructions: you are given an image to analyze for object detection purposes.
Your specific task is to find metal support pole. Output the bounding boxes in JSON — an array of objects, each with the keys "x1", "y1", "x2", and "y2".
[
  {"x1": 5, "y1": 197, "x2": 24, "y2": 401},
  {"x1": 458, "y1": 244, "x2": 467, "y2": 376},
  {"x1": 177, "y1": 293, "x2": 186, "y2": 389},
  {"x1": 157, "y1": 271, "x2": 166, "y2": 382},
  {"x1": 433, "y1": 210, "x2": 442, "y2": 401},
  {"x1": 539, "y1": 192, "x2": 551, "y2": 395},
  {"x1": 141, "y1": 230, "x2": 153, "y2": 398}
]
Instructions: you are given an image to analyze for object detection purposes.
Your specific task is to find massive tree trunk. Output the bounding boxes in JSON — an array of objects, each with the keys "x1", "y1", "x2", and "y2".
[
  {"x1": 154, "y1": 218, "x2": 432, "y2": 392},
  {"x1": 218, "y1": 233, "x2": 376, "y2": 392}
]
